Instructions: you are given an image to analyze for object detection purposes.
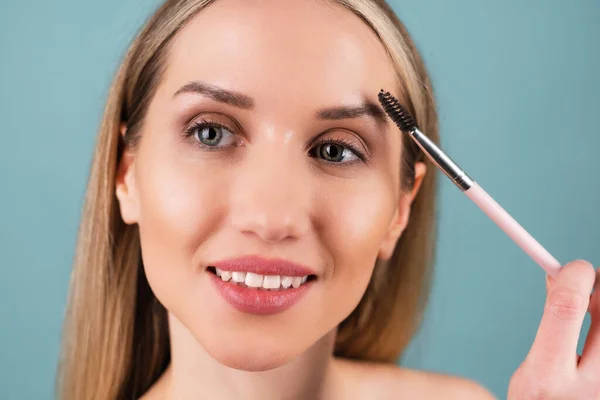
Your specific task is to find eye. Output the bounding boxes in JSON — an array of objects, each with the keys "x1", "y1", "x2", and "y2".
[
  {"x1": 318, "y1": 143, "x2": 353, "y2": 163},
  {"x1": 184, "y1": 119, "x2": 237, "y2": 149},
  {"x1": 310, "y1": 137, "x2": 366, "y2": 165}
]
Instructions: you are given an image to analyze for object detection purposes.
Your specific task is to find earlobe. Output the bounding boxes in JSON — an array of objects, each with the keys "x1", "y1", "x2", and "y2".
[
  {"x1": 115, "y1": 125, "x2": 140, "y2": 225},
  {"x1": 377, "y1": 162, "x2": 428, "y2": 260}
]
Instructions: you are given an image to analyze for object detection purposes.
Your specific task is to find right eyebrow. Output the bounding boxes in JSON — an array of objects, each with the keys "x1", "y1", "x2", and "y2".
[{"x1": 173, "y1": 81, "x2": 255, "y2": 109}]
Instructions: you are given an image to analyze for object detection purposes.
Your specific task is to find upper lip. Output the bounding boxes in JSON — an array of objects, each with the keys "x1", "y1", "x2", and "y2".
[{"x1": 209, "y1": 255, "x2": 316, "y2": 277}]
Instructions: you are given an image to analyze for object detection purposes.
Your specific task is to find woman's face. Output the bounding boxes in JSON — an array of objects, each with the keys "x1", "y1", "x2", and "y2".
[{"x1": 116, "y1": 0, "x2": 424, "y2": 371}]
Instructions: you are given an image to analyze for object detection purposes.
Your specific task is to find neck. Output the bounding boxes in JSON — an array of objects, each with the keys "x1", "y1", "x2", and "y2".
[{"x1": 156, "y1": 313, "x2": 341, "y2": 400}]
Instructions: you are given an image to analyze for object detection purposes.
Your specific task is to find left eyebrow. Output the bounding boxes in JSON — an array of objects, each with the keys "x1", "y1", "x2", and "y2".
[{"x1": 315, "y1": 102, "x2": 389, "y2": 126}]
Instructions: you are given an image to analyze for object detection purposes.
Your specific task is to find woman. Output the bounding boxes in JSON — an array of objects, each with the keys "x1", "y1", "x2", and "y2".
[{"x1": 57, "y1": 0, "x2": 599, "y2": 398}]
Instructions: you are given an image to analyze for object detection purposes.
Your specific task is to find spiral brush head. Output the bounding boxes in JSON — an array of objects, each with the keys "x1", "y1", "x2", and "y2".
[{"x1": 377, "y1": 89, "x2": 417, "y2": 133}]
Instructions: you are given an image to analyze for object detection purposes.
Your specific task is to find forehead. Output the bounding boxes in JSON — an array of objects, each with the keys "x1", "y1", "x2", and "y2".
[{"x1": 162, "y1": 0, "x2": 398, "y2": 110}]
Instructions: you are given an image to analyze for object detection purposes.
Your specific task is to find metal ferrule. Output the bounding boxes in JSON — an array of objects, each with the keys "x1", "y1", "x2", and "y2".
[{"x1": 409, "y1": 128, "x2": 473, "y2": 191}]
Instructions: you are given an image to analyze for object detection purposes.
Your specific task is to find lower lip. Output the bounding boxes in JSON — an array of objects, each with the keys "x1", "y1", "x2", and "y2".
[{"x1": 208, "y1": 272, "x2": 313, "y2": 315}]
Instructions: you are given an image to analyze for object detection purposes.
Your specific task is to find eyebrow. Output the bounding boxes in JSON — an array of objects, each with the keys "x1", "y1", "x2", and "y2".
[
  {"x1": 173, "y1": 81, "x2": 254, "y2": 108},
  {"x1": 173, "y1": 81, "x2": 388, "y2": 125},
  {"x1": 315, "y1": 103, "x2": 388, "y2": 125}
]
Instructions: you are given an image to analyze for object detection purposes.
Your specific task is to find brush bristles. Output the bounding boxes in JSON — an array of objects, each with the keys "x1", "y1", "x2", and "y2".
[{"x1": 377, "y1": 89, "x2": 417, "y2": 133}]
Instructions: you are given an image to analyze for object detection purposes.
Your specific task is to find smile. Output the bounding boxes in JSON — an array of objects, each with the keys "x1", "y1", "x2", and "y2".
[
  {"x1": 208, "y1": 267, "x2": 315, "y2": 290},
  {"x1": 207, "y1": 267, "x2": 317, "y2": 315}
]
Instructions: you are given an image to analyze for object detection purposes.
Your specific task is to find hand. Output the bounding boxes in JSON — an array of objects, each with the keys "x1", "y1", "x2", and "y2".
[{"x1": 508, "y1": 260, "x2": 600, "y2": 399}]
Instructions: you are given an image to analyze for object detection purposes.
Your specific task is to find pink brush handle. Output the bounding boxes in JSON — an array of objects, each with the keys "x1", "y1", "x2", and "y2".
[{"x1": 464, "y1": 182, "x2": 562, "y2": 277}]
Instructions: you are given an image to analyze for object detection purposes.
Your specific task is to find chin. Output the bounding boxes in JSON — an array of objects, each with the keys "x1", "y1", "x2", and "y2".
[{"x1": 203, "y1": 341, "x2": 293, "y2": 371}]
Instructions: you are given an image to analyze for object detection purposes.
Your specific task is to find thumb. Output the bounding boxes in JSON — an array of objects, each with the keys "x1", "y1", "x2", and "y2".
[{"x1": 546, "y1": 268, "x2": 593, "y2": 311}]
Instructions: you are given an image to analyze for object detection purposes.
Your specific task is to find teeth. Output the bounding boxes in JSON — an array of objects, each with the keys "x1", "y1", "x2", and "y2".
[
  {"x1": 281, "y1": 276, "x2": 294, "y2": 288},
  {"x1": 220, "y1": 270, "x2": 232, "y2": 282},
  {"x1": 263, "y1": 275, "x2": 281, "y2": 289},
  {"x1": 292, "y1": 277, "x2": 302, "y2": 288},
  {"x1": 245, "y1": 272, "x2": 264, "y2": 288},
  {"x1": 214, "y1": 269, "x2": 310, "y2": 289},
  {"x1": 231, "y1": 271, "x2": 246, "y2": 283}
]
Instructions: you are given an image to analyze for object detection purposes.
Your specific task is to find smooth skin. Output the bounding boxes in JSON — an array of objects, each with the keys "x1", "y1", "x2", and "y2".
[
  {"x1": 113, "y1": 0, "x2": 596, "y2": 399},
  {"x1": 508, "y1": 260, "x2": 600, "y2": 399}
]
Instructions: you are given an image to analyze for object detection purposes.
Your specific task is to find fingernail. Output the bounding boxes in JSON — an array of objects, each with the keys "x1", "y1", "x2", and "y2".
[{"x1": 573, "y1": 259, "x2": 594, "y2": 268}]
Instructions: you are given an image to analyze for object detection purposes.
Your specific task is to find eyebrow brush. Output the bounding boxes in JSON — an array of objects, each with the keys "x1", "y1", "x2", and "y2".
[{"x1": 378, "y1": 89, "x2": 561, "y2": 277}]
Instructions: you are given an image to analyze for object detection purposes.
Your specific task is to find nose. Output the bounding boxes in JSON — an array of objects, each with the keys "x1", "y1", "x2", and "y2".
[{"x1": 228, "y1": 145, "x2": 311, "y2": 243}]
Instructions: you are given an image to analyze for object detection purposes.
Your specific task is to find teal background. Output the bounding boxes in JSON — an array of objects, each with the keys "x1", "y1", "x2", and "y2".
[{"x1": 0, "y1": 0, "x2": 598, "y2": 398}]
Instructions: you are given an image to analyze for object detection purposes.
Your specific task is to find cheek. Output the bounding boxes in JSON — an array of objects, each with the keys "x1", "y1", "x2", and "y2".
[
  {"x1": 316, "y1": 176, "x2": 396, "y2": 317},
  {"x1": 133, "y1": 137, "x2": 228, "y2": 312}
]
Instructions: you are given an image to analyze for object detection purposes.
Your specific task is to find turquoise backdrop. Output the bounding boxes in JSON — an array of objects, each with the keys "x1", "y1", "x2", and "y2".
[{"x1": 0, "y1": 0, "x2": 598, "y2": 398}]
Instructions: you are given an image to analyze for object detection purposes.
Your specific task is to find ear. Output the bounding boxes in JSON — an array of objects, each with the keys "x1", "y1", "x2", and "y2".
[
  {"x1": 377, "y1": 162, "x2": 427, "y2": 260},
  {"x1": 115, "y1": 123, "x2": 140, "y2": 224}
]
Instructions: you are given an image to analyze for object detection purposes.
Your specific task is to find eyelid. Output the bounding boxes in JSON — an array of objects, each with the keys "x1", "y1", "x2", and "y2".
[
  {"x1": 183, "y1": 118, "x2": 235, "y2": 136},
  {"x1": 182, "y1": 111, "x2": 244, "y2": 135},
  {"x1": 311, "y1": 136, "x2": 368, "y2": 164},
  {"x1": 311, "y1": 128, "x2": 371, "y2": 157}
]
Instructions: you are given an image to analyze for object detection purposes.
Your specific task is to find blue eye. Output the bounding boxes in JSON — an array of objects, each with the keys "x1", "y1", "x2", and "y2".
[{"x1": 184, "y1": 120, "x2": 236, "y2": 148}]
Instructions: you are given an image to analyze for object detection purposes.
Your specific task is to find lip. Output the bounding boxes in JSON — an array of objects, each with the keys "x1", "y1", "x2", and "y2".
[
  {"x1": 209, "y1": 273, "x2": 313, "y2": 315},
  {"x1": 208, "y1": 255, "x2": 317, "y2": 277}
]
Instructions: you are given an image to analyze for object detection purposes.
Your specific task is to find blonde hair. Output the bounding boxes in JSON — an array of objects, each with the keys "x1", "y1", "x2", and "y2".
[{"x1": 57, "y1": 0, "x2": 439, "y2": 398}]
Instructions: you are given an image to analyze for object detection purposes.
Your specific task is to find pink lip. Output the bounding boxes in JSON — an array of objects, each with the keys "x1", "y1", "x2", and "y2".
[
  {"x1": 209, "y1": 273, "x2": 313, "y2": 315},
  {"x1": 209, "y1": 255, "x2": 316, "y2": 277}
]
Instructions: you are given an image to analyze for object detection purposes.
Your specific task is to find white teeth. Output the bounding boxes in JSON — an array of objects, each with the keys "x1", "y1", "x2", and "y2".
[
  {"x1": 281, "y1": 276, "x2": 294, "y2": 288},
  {"x1": 263, "y1": 275, "x2": 281, "y2": 289},
  {"x1": 231, "y1": 271, "x2": 246, "y2": 283},
  {"x1": 213, "y1": 268, "x2": 310, "y2": 289},
  {"x1": 220, "y1": 270, "x2": 232, "y2": 282},
  {"x1": 245, "y1": 272, "x2": 264, "y2": 288}
]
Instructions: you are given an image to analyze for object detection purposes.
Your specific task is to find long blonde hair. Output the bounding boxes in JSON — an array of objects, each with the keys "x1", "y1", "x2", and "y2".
[{"x1": 57, "y1": 0, "x2": 439, "y2": 398}]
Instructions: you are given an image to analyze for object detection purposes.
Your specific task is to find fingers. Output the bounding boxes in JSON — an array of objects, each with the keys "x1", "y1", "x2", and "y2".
[
  {"x1": 579, "y1": 267, "x2": 600, "y2": 375},
  {"x1": 528, "y1": 260, "x2": 595, "y2": 370},
  {"x1": 546, "y1": 273, "x2": 593, "y2": 311}
]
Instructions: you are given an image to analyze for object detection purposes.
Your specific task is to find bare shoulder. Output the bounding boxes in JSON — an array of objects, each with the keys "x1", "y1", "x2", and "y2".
[{"x1": 333, "y1": 358, "x2": 496, "y2": 400}]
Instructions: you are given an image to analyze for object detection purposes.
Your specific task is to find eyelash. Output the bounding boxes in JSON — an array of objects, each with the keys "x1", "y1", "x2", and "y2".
[
  {"x1": 183, "y1": 119, "x2": 368, "y2": 165},
  {"x1": 183, "y1": 119, "x2": 234, "y2": 150},
  {"x1": 310, "y1": 137, "x2": 367, "y2": 164}
]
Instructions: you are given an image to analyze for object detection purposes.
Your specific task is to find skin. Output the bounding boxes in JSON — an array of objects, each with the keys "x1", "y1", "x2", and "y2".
[
  {"x1": 115, "y1": 0, "x2": 598, "y2": 398},
  {"x1": 508, "y1": 260, "x2": 600, "y2": 399}
]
